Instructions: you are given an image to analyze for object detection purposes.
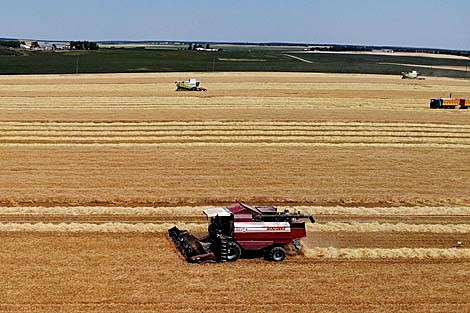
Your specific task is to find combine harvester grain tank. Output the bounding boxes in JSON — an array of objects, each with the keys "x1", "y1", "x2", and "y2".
[{"x1": 168, "y1": 203, "x2": 315, "y2": 263}]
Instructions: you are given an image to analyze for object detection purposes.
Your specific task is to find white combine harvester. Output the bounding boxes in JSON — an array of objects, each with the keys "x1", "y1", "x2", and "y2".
[
  {"x1": 401, "y1": 70, "x2": 425, "y2": 80},
  {"x1": 175, "y1": 78, "x2": 207, "y2": 91}
]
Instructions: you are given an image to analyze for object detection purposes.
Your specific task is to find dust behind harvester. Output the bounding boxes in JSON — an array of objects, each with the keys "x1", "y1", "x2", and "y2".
[{"x1": 168, "y1": 203, "x2": 315, "y2": 263}]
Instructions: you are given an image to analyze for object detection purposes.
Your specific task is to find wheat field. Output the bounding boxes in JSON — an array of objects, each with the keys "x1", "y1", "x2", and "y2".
[{"x1": 1, "y1": 72, "x2": 469, "y2": 312}]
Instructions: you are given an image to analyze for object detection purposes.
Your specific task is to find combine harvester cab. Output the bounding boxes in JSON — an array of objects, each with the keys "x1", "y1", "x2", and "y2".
[
  {"x1": 168, "y1": 203, "x2": 315, "y2": 263},
  {"x1": 175, "y1": 78, "x2": 207, "y2": 91}
]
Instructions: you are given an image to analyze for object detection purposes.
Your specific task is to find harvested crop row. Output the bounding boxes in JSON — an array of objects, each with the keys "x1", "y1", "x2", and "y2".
[
  {"x1": 4, "y1": 128, "x2": 470, "y2": 135},
  {"x1": 1, "y1": 81, "x2": 466, "y2": 91},
  {"x1": 3, "y1": 121, "x2": 470, "y2": 128},
  {"x1": 0, "y1": 97, "x2": 414, "y2": 108},
  {"x1": 0, "y1": 97, "x2": 450, "y2": 112},
  {"x1": 3, "y1": 131, "x2": 470, "y2": 138},
  {"x1": 4, "y1": 142, "x2": 470, "y2": 148},
  {"x1": 303, "y1": 247, "x2": 470, "y2": 259},
  {"x1": 2, "y1": 136, "x2": 470, "y2": 147},
  {"x1": 0, "y1": 222, "x2": 207, "y2": 233},
  {"x1": 2, "y1": 206, "x2": 470, "y2": 217},
  {"x1": 294, "y1": 206, "x2": 470, "y2": 216},
  {"x1": 312, "y1": 222, "x2": 470, "y2": 233},
  {"x1": 0, "y1": 206, "x2": 204, "y2": 216},
  {"x1": 0, "y1": 222, "x2": 467, "y2": 233}
]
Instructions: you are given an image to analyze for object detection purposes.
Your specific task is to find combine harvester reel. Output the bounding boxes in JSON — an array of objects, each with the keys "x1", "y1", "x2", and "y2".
[{"x1": 168, "y1": 203, "x2": 315, "y2": 263}]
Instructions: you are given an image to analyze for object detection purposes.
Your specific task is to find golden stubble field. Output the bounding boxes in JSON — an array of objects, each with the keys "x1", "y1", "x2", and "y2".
[{"x1": 0, "y1": 72, "x2": 469, "y2": 312}]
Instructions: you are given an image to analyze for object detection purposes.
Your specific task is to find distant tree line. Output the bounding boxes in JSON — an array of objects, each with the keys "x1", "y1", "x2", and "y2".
[
  {"x1": 305, "y1": 45, "x2": 470, "y2": 57},
  {"x1": 69, "y1": 41, "x2": 99, "y2": 50},
  {"x1": 0, "y1": 40, "x2": 21, "y2": 48}
]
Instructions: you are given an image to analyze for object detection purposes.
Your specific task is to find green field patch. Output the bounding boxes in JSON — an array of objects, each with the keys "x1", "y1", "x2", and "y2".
[{"x1": 0, "y1": 47, "x2": 468, "y2": 78}]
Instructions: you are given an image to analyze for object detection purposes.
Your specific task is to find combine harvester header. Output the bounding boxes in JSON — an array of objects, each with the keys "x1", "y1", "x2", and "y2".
[{"x1": 168, "y1": 203, "x2": 315, "y2": 263}]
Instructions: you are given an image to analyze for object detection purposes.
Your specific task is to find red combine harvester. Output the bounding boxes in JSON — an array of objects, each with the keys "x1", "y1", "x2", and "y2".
[{"x1": 168, "y1": 203, "x2": 315, "y2": 263}]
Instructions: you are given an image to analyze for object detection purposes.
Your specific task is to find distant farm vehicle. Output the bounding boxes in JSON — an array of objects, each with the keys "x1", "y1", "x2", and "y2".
[
  {"x1": 401, "y1": 70, "x2": 425, "y2": 80},
  {"x1": 175, "y1": 78, "x2": 207, "y2": 91},
  {"x1": 430, "y1": 98, "x2": 468, "y2": 109},
  {"x1": 168, "y1": 203, "x2": 315, "y2": 263}
]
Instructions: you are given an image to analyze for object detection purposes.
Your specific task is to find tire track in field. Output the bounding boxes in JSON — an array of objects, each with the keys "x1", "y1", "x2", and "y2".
[{"x1": 283, "y1": 54, "x2": 314, "y2": 63}]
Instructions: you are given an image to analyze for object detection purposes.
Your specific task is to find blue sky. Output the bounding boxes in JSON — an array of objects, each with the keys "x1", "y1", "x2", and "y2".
[{"x1": 2, "y1": 0, "x2": 470, "y2": 50}]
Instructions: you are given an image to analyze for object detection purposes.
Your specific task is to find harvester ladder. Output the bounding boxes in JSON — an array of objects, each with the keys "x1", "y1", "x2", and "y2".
[{"x1": 218, "y1": 236, "x2": 230, "y2": 262}]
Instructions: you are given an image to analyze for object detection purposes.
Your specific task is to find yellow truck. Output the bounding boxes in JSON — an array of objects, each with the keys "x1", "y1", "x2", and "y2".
[{"x1": 430, "y1": 98, "x2": 467, "y2": 109}]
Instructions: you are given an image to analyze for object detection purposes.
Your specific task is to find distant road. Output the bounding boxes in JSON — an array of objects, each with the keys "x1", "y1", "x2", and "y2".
[{"x1": 282, "y1": 54, "x2": 313, "y2": 63}]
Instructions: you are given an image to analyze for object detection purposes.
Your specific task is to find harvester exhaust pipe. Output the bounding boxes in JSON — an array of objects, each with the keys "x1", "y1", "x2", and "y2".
[{"x1": 253, "y1": 213, "x2": 315, "y2": 223}]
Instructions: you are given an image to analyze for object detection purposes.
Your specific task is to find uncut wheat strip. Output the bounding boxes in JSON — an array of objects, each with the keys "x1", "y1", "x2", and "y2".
[
  {"x1": 3, "y1": 121, "x2": 470, "y2": 128},
  {"x1": 3, "y1": 206, "x2": 470, "y2": 217},
  {"x1": 302, "y1": 247, "x2": 470, "y2": 259},
  {"x1": 2, "y1": 130, "x2": 470, "y2": 140},
  {"x1": 311, "y1": 222, "x2": 470, "y2": 233},
  {"x1": 3, "y1": 142, "x2": 470, "y2": 148}
]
